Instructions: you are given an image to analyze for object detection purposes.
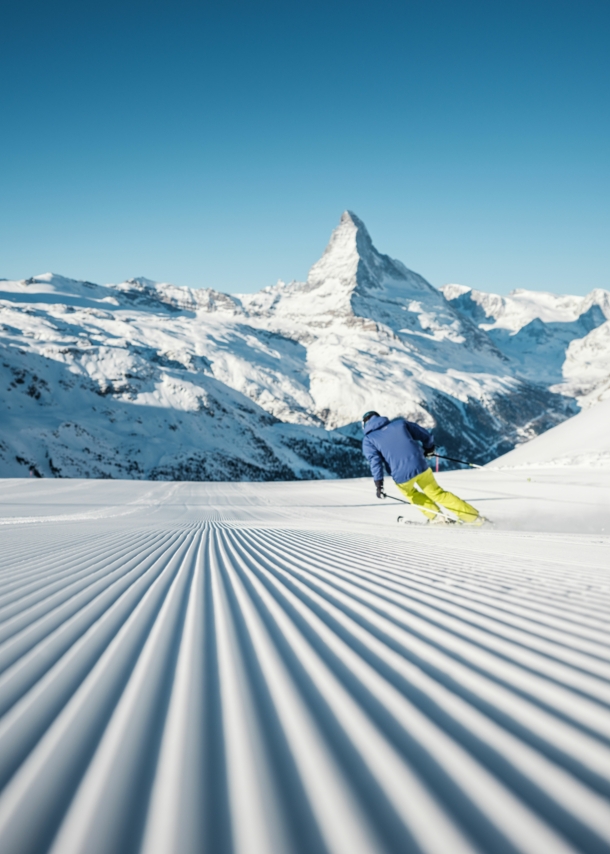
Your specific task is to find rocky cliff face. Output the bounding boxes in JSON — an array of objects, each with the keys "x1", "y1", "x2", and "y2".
[{"x1": 2, "y1": 211, "x2": 605, "y2": 480}]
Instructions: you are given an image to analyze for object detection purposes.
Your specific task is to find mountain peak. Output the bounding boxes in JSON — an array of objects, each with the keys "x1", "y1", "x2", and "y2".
[
  {"x1": 306, "y1": 211, "x2": 376, "y2": 291},
  {"x1": 337, "y1": 210, "x2": 372, "y2": 241}
]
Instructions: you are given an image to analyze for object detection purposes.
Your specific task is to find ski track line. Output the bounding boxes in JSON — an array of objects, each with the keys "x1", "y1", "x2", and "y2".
[
  {"x1": 0, "y1": 529, "x2": 167, "y2": 615},
  {"x1": 235, "y1": 531, "x2": 610, "y2": 772},
  {"x1": 277, "y1": 528, "x2": 610, "y2": 633},
  {"x1": 0, "y1": 527, "x2": 143, "y2": 579},
  {"x1": 250, "y1": 529, "x2": 610, "y2": 662},
  {"x1": 255, "y1": 538, "x2": 610, "y2": 696},
  {"x1": 219, "y1": 528, "x2": 609, "y2": 851},
  {"x1": 245, "y1": 529, "x2": 610, "y2": 685},
  {"x1": 0, "y1": 512, "x2": 608, "y2": 853}
]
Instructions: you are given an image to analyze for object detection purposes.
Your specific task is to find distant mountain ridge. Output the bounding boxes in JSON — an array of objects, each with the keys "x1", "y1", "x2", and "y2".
[
  {"x1": 1, "y1": 211, "x2": 608, "y2": 480},
  {"x1": 442, "y1": 283, "x2": 610, "y2": 401}
]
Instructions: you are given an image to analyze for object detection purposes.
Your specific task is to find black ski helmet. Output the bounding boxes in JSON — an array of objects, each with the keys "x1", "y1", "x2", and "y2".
[{"x1": 362, "y1": 410, "x2": 379, "y2": 426}]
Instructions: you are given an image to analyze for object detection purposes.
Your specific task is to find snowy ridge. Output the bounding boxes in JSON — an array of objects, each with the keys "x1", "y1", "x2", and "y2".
[
  {"x1": 442, "y1": 284, "x2": 610, "y2": 400},
  {"x1": 0, "y1": 478, "x2": 608, "y2": 853},
  {"x1": 0, "y1": 272, "x2": 366, "y2": 480},
  {"x1": 490, "y1": 396, "x2": 610, "y2": 469},
  {"x1": 441, "y1": 284, "x2": 610, "y2": 331}
]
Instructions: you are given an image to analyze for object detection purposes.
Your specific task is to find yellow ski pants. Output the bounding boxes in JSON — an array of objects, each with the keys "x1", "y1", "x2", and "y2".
[{"x1": 396, "y1": 467, "x2": 479, "y2": 522}]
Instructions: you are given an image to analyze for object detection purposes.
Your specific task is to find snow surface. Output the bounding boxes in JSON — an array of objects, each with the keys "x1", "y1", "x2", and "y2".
[
  {"x1": 490, "y1": 396, "x2": 610, "y2": 469},
  {"x1": 0, "y1": 470, "x2": 608, "y2": 853},
  {"x1": 4, "y1": 211, "x2": 607, "y2": 480}
]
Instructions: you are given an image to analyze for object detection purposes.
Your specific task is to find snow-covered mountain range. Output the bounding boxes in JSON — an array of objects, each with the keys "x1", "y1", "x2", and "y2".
[
  {"x1": 2, "y1": 211, "x2": 608, "y2": 480},
  {"x1": 442, "y1": 283, "x2": 610, "y2": 405}
]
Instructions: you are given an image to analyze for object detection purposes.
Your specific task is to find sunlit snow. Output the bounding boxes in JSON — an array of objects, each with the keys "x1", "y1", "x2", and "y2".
[
  {"x1": 3, "y1": 211, "x2": 607, "y2": 480},
  {"x1": 0, "y1": 454, "x2": 608, "y2": 852}
]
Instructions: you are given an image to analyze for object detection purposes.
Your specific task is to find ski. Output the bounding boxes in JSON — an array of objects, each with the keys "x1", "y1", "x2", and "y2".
[{"x1": 397, "y1": 514, "x2": 493, "y2": 527}]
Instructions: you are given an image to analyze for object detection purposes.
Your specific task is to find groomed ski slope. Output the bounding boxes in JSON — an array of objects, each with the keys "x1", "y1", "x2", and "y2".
[{"x1": 0, "y1": 471, "x2": 609, "y2": 854}]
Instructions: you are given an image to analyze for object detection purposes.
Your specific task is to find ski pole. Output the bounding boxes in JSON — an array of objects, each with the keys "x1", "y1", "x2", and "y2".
[
  {"x1": 433, "y1": 454, "x2": 483, "y2": 469},
  {"x1": 384, "y1": 493, "x2": 409, "y2": 505}
]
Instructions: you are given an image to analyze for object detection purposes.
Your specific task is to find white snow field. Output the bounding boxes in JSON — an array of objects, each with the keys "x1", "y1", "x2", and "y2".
[
  {"x1": 489, "y1": 397, "x2": 610, "y2": 471},
  {"x1": 0, "y1": 469, "x2": 609, "y2": 854}
]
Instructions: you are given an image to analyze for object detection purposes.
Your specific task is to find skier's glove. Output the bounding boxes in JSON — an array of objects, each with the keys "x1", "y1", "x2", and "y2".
[
  {"x1": 424, "y1": 445, "x2": 436, "y2": 457},
  {"x1": 375, "y1": 480, "x2": 385, "y2": 499}
]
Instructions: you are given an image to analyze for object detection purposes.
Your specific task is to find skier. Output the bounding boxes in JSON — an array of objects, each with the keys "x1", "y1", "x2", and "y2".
[{"x1": 361, "y1": 411, "x2": 486, "y2": 525}]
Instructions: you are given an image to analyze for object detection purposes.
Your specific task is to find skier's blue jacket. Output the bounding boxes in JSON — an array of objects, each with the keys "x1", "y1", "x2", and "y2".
[{"x1": 362, "y1": 415, "x2": 434, "y2": 484}]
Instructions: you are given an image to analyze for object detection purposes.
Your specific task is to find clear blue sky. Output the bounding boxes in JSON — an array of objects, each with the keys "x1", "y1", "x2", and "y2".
[{"x1": 1, "y1": 0, "x2": 608, "y2": 295}]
